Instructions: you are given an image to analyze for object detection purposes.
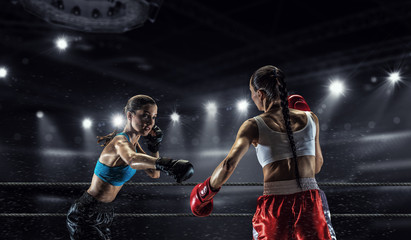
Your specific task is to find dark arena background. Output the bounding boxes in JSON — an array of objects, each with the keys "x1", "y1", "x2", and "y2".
[{"x1": 1, "y1": 0, "x2": 411, "y2": 239}]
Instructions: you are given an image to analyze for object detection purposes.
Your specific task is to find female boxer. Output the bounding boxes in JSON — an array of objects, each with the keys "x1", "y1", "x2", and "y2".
[
  {"x1": 67, "y1": 94, "x2": 194, "y2": 240},
  {"x1": 190, "y1": 66, "x2": 335, "y2": 239}
]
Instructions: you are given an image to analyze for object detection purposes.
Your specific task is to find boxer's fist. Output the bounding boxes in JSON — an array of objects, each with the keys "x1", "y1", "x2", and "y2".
[
  {"x1": 155, "y1": 157, "x2": 194, "y2": 183},
  {"x1": 144, "y1": 125, "x2": 163, "y2": 153},
  {"x1": 190, "y1": 177, "x2": 220, "y2": 217},
  {"x1": 288, "y1": 94, "x2": 311, "y2": 111}
]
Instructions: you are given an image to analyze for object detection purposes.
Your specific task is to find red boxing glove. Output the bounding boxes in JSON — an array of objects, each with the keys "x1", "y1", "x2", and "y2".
[
  {"x1": 190, "y1": 177, "x2": 220, "y2": 217},
  {"x1": 288, "y1": 94, "x2": 311, "y2": 111}
]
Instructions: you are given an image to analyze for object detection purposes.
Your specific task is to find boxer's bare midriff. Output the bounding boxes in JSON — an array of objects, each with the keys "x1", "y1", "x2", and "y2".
[
  {"x1": 87, "y1": 174, "x2": 123, "y2": 203},
  {"x1": 263, "y1": 155, "x2": 316, "y2": 183}
]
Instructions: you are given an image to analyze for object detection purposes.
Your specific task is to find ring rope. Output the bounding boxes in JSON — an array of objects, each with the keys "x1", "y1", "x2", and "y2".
[
  {"x1": 1, "y1": 182, "x2": 411, "y2": 187},
  {"x1": 0, "y1": 213, "x2": 410, "y2": 218}
]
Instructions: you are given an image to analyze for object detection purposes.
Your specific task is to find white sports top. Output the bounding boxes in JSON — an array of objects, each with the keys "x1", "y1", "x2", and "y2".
[{"x1": 253, "y1": 112, "x2": 316, "y2": 168}]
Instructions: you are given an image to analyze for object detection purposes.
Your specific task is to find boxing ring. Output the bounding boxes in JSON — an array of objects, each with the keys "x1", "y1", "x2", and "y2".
[{"x1": 1, "y1": 181, "x2": 410, "y2": 218}]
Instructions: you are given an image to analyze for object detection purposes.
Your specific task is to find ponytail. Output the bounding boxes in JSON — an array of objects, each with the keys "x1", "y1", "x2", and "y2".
[
  {"x1": 97, "y1": 129, "x2": 118, "y2": 147},
  {"x1": 275, "y1": 69, "x2": 302, "y2": 189}
]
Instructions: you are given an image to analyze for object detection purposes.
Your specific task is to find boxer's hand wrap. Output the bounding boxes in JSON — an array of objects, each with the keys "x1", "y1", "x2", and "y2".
[
  {"x1": 155, "y1": 157, "x2": 194, "y2": 183},
  {"x1": 287, "y1": 94, "x2": 311, "y2": 111},
  {"x1": 190, "y1": 177, "x2": 220, "y2": 217},
  {"x1": 144, "y1": 125, "x2": 163, "y2": 153}
]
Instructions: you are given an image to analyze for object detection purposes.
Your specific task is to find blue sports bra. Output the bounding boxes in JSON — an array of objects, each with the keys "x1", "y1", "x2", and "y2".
[
  {"x1": 253, "y1": 112, "x2": 316, "y2": 167},
  {"x1": 94, "y1": 132, "x2": 137, "y2": 186}
]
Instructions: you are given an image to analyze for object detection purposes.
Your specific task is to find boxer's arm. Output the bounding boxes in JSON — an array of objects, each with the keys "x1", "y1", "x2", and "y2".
[
  {"x1": 135, "y1": 140, "x2": 161, "y2": 178},
  {"x1": 145, "y1": 151, "x2": 160, "y2": 178},
  {"x1": 150, "y1": 151, "x2": 160, "y2": 158},
  {"x1": 114, "y1": 136, "x2": 158, "y2": 170},
  {"x1": 145, "y1": 169, "x2": 160, "y2": 178},
  {"x1": 311, "y1": 113, "x2": 323, "y2": 174},
  {"x1": 209, "y1": 119, "x2": 258, "y2": 190}
]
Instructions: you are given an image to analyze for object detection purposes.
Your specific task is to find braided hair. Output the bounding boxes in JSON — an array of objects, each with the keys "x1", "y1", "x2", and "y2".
[
  {"x1": 97, "y1": 95, "x2": 156, "y2": 147},
  {"x1": 250, "y1": 65, "x2": 301, "y2": 188}
]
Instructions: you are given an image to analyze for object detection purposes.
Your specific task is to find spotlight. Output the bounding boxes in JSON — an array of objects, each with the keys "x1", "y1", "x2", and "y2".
[
  {"x1": 55, "y1": 37, "x2": 68, "y2": 50},
  {"x1": 237, "y1": 100, "x2": 248, "y2": 112},
  {"x1": 54, "y1": 0, "x2": 64, "y2": 10},
  {"x1": 107, "y1": 7, "x2": 114, "y2": 16},
  {"x1": 82, "y1": 118, "x2": 92, "y2": 129},
  {"x1": 171, "y1": 112, "x2": 180, "y2": 122},
  {"x1": 0, "y1": 67, "x2": 7, "y2": 78},
  {"x1": 388, "y1": 72, "x2": 401, "y2": 84},
  {"x1": 36, "y1": 111, "x2": 44, "y2": 119},
  {"x1": 112, "y1": 114, "x2": 124, "y2": 128},
  {"x1": 206, "y1": 102, "x2": 217, "y2": 115},
  {"x1": 329, "y1": 80, "x2": 345, "y2": 96},
  {"x1": 92, "y1": 9, "x2": 101, "y2": 19},
  {"x1": 71, "y1": 6, "x2": 81, "y2": 16}
]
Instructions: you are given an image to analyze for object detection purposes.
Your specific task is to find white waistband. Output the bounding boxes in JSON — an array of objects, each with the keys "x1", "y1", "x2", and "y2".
[{"x1": 263, "y1": 178, "x2": 319, "y2": 195}]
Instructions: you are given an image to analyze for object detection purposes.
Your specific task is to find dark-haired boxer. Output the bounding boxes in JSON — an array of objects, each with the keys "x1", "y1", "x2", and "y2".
[
  {"x1": 190, "y1": 66, "x2": 334, "y2": 240},
  {"x1": 288, "y1": 94, "x2": 337, "y2": 240},
  {"x1": 67, "y1": 95, "x2": 194, "y2": 240}
]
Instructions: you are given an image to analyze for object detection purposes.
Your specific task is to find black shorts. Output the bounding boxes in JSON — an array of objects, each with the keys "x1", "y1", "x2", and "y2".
[{"x1": 66, "y1": 191, "x2": 114, "y2": 240}]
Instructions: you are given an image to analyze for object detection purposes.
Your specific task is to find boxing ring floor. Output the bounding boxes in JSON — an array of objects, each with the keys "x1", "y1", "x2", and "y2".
[{"x1": 1, "y1": 179, "x2": 410, "y2": 239}]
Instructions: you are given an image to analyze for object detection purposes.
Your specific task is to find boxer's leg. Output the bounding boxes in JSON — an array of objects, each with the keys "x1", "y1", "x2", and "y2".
[
  {"x1": 67, "y1": 192, "x2": 113, "y2": 240},
  {"x1": 252, "y1": 195, "x2": 293, "y2": 240},
  {"x1": 319, "y1": 189, "x2": 337, "y2": 240},
  {"x1": 92, "y1": 207, "x2": 114, "y2": 240},
  {"x1": 67, "y1": 199, "x2": 88, "y2": 240},
  {"x1": 293, "y1": 190, "x2": 332, "y2": 240}
]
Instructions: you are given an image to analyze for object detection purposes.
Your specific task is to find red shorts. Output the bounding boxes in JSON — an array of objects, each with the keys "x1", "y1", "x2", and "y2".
[{"x1": 252, "y1": 189, "x2": 332, "y2": 240}]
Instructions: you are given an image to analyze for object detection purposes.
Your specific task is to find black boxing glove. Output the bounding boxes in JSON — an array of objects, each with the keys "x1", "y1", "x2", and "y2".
[
  {"x1": 144, "y1": 125, "x2": 163, "y2": 153},
  {"x1": 155, "y1": 157, "x2": 194, "y2": 183}
]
